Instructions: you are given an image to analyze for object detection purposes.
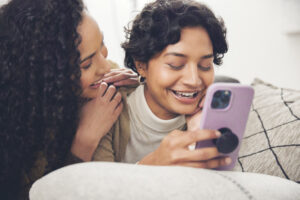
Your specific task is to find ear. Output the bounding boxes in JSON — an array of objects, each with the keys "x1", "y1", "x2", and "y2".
[{"x1": 135, "y1": 61, "x2": 147, "y2": 79}]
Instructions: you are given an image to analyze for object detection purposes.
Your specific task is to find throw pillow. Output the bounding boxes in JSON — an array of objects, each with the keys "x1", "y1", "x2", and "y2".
[{"x1": 233, "y1": 78, "x2": 300, "y2": 183}]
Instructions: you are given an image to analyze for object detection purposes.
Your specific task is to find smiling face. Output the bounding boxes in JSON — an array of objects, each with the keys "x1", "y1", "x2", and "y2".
[
  {"x1": 137, "y1": 27, "x2": 215, "y2": 120},
  {"x1": 77, "y1": 13, "x2": 110, "y2": 99}
]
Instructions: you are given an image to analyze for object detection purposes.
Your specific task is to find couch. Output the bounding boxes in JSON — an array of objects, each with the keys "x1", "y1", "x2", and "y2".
[
  {"x1": 30, "y1": 162, "x2": 300, "y2": 200},
  {"x1": 29, "y1": 77, "x2": 300, "y2": 200}
]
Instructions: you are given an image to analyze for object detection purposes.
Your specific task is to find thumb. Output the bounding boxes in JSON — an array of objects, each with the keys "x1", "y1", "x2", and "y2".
[{"x1": 199, "y1": 96, "x2": 205, "y2": 109}]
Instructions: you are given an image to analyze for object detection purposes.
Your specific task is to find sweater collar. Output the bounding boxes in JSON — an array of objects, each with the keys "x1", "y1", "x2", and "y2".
[{"x1": 128, "y1": 85, "x2": 186, "y2": 133}]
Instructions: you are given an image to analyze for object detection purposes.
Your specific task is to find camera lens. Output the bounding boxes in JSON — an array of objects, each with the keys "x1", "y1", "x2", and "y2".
[
  {"x1": 211, "y1": 99, "x2": 219, "y2": 108},
  {"x1": 214, "y1": 91, "x2": 222, "y2": 98},
  {"x1": 221, "y1": 91, "x2": 231, "y2": 103},
  {"x1": 221, "y1": 94, "x2": 230, "y2": 103},
  {"x1": 211, "y1": 90, "x2": 231, "y2": 109}
]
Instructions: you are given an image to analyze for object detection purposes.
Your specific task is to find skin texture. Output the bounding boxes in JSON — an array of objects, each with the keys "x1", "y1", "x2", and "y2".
[
  {"x1": 137, "y1": 27, "x2": 214, "y2": 120},
  {"x1": 139, "y1": 129, "x2": 232, "y2": 168},
  {"x1": 77, "y1": 13, "x2": 110, "y2": 99},
  {"x1": 121, "y1": 0, "x2": 229, "y2": 168},
  {"x1": 78, "y1": 14, "x2": 138, "y2": 95},
  {"x1": 103, "y1": 68, "x2": 139, "y2": 86},
  {"x1": 0, "y1": 0, "x2": 84, "y2": 198},
  {"x1": 71, "y1": 14, "x2": 124, "y2": 161},
  {"x1": 0, "y1": 0, "x2": 138, "y2": 197},
  {"x1": 137, "y1": 27, "x2": 231, "y2": 167},
  {"x1": 72, "y1": 14, "x2": 140, "y2": 161}
]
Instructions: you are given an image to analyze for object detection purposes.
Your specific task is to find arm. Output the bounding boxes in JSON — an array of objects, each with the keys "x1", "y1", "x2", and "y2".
[
  {"x1": 64, "y1": 152, "x2": 84, "y2": 166},
  {"x1": 71, "y1": 82, "x2": 123, "y2": 161},
  {"x1": 92, "y1": 129, "x2": 115, "y2": 162}
]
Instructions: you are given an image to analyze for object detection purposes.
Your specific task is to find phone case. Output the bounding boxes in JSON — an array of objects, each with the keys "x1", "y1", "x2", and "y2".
[{"x1": 195, "y1": 83, "x2": 254, "y2": 170}]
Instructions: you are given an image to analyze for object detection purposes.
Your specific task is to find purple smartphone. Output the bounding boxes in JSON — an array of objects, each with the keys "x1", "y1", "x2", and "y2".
[{"x1": 195, "y1": 83, "x2": 254, "y2": 170}]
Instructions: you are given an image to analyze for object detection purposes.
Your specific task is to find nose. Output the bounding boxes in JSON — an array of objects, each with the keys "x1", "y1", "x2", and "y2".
[
  {"x1": 182, "y1": 63, "x2": 202, "y2": 88},
  {"x1": 95, "y1": 52, "x2": 110, "y2": 76},
  {"x1": 101, "y1": 45, "x2": 108, "y2": 58}
]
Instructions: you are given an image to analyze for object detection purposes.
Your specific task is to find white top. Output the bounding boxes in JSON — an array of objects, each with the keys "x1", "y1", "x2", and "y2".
[{"x1": 123, "y1": 85, "x2": 186, "y2": 163}]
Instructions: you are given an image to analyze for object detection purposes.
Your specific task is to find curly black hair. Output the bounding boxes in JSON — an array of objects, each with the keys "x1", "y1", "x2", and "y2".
[
  {"x1": 0, "y1": 0, "x2": 84, "y2": 198},
  {"x1": 122, "y1": 0, "x2": 228, "y2": 73}
]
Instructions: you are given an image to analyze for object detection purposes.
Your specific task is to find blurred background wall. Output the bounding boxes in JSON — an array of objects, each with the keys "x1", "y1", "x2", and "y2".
[
  {"x1": 84, "y1": 0, "x2": 300, "y2": 90},
  {"x1": 1, "y1": 0, "x2": 299, "y2": 89}
]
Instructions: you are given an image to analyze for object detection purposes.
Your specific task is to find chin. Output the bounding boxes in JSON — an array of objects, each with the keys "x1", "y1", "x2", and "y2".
[
  {"x1": 173, "y1": 104, "x2": 199, "y2": 115},
  {"x1": 82, "y1": 92, "x2": 97, "y2": 99}
]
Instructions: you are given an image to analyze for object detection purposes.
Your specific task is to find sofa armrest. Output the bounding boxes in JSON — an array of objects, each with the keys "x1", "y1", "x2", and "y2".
[
  {"x1": 30, "y1": 162, "x2": 300, "y2": 200},
  {"x1": 214, "y1": 75, "x2": 240, "y2": 83}
]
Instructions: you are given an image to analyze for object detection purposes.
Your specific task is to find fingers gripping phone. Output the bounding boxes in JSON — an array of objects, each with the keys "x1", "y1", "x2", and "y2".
[{"x1": 195, "y1": 83, "x2": 254, "y2": 170}]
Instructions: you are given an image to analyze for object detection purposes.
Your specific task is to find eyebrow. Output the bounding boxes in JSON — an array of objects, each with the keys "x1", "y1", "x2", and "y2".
[
  {"x1": 164, "y1": 52, "x2": 186, "y2": 58},
  {"x1": 80, "y1": 52, "x2": 96, "y2": 64},
  {"x1": 164, "y1": 52, "x2": 214, "y2": 59},
  {"x1": 202, "y1": 54, "x2": 214, "y2": 59}
]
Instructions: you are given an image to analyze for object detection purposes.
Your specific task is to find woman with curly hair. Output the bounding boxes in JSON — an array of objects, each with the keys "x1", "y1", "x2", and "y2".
[
  {"x1": 0, "y1": 0, "x2": 138, "y2": 199},
  {"x1": 94, "y1": 0, "x2": 231, "y2": 167}
]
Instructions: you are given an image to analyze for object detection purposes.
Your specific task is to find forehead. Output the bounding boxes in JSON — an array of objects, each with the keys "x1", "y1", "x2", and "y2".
[
  {"x1": 77, "y1": 13, "x2": 102, "y2": 58},
  {"x1": 77, "y1": 13, "x2": 101, "y2": 37},
  {"x1": 165, "y1": 27, "x2": 213, "y2": 55}
]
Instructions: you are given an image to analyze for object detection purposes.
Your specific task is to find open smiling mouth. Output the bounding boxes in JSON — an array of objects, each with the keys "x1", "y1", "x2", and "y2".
[
  {"x1": 171, "y1": 90, "x2": 200, "y2": 98},
  {"x1": 90, "y1": 79, "x2": 102, "y2": 88}
]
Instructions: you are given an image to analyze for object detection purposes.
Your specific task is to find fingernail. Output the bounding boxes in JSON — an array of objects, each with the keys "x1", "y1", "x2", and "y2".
[
  {"x1": 215, "y1": 131, "x2": 221, "y2": 137},
  {"x1": 225, "y1": 157, "x2": 232, "y2": 165},
  {"x1": 100, "y1": 81, "x2": 107, "y2": 86}
]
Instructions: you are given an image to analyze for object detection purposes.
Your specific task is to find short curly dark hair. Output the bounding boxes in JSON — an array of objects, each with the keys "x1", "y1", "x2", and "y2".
[
  {"x1": 122, "y1": 0, "x2": 228, "y2": 73},
  {"x1": 0, "y1": 0, "x2": 84, "y2": 198}
]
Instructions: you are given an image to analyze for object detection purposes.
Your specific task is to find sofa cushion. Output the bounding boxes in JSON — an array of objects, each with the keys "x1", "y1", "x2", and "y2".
[
  {"x1": 233, "y1": 78, "x2": 300, "y2": 183},
  {"x1": 30, "y1": 162, "x2": 300, "y2": 200}
]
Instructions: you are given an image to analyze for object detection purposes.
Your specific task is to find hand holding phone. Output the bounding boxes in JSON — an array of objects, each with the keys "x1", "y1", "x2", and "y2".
[{"x1": 195, "y1": 83, "x2": 254, "y2": 170}]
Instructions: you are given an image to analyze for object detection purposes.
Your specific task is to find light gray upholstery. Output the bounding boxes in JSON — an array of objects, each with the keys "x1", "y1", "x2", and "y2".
[
  {"x1": 214, "y1": 75, "x2": 240, "y2": 83},
  {"x1": 30, "y1": 162, "x2": 300, "y2": 200},
  {"x1": 233, "y1": 78, "x2": 300, "y2": 182}
]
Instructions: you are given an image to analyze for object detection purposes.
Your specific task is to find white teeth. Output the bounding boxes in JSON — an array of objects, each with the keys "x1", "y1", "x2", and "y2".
[
  {"x1": 174, "y1": 91, "x2": 197, "y2": 98},
  {"x1": 92, "y1": 79, "x2": 102, "y2": 85}
]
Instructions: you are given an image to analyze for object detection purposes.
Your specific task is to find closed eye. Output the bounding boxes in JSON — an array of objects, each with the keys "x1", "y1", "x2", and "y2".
[
  {"x1": 167, "y1": 64, "x2": 184, "y2": 70},
  {"x1": 198, "y1": 65, "x2": 211, "y2": 71},
  {"x1": 81, "y1": 63, "x2": 92, "y2": 70},
  {"x1": 80, "y1": 52, "x2": 96, "y2": 64}
]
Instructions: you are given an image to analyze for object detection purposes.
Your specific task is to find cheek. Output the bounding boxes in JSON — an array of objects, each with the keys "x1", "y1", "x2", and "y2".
[
  {"x1": 148, "y1": 67, "x2": 177, "y2": 87},
  {"x1": 101, "y1": 46, "x2": 108, "y2": 58},
  {"x1": 202, "y1": 69, "x2": 215, "y2": 87},
  {"x1": 80, "y1": 73, "x2": 91, "y2": 89},
  {"x1": 158, "y1": 73, "x2": 174, "y2": 87}
]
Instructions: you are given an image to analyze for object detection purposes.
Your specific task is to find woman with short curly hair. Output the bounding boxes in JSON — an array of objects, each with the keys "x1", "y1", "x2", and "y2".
[
  {"x1": 123, "y1": 0, "x2": 227, "y2": 71},
  {"x1": 0, "y1": 0, "x2": 139, "y2": 198},
  {"x1": 94, "y1": 0, "x2": 230, "y2": 168}
]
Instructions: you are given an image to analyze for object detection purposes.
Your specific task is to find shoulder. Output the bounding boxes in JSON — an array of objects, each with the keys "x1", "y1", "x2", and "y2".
[{"x1": 117, "y1": 85, "x2": 138, "y2": 99}]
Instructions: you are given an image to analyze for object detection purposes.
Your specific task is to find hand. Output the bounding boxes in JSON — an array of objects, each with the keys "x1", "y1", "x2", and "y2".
[
  {"x1": 138, "y1": 129, "x2": 231, "y2": 168},
  {"x1": 71, "y1": 82, "x2": 123, "y2": 161},
  {"x1": 102, "y1": 68, "x2": 139, "y2": 87},
  {"x1": 186, "y1": 96, "x2": 205, "y2": 131}
]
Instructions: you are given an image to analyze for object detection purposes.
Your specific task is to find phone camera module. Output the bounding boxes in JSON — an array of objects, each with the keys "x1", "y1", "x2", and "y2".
[
  {"x1": 221, "y1": 91, "x2": 230, "y2": 103},
  {"x1": 214, "y1": 91, "x2": 222, "y2": 98},
  {"x1": 211, "y1": 90, "x2": 231, "y2": 109},
  {"x1": 211, "y1": 99, "x2": 219, "y2": 108}
]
